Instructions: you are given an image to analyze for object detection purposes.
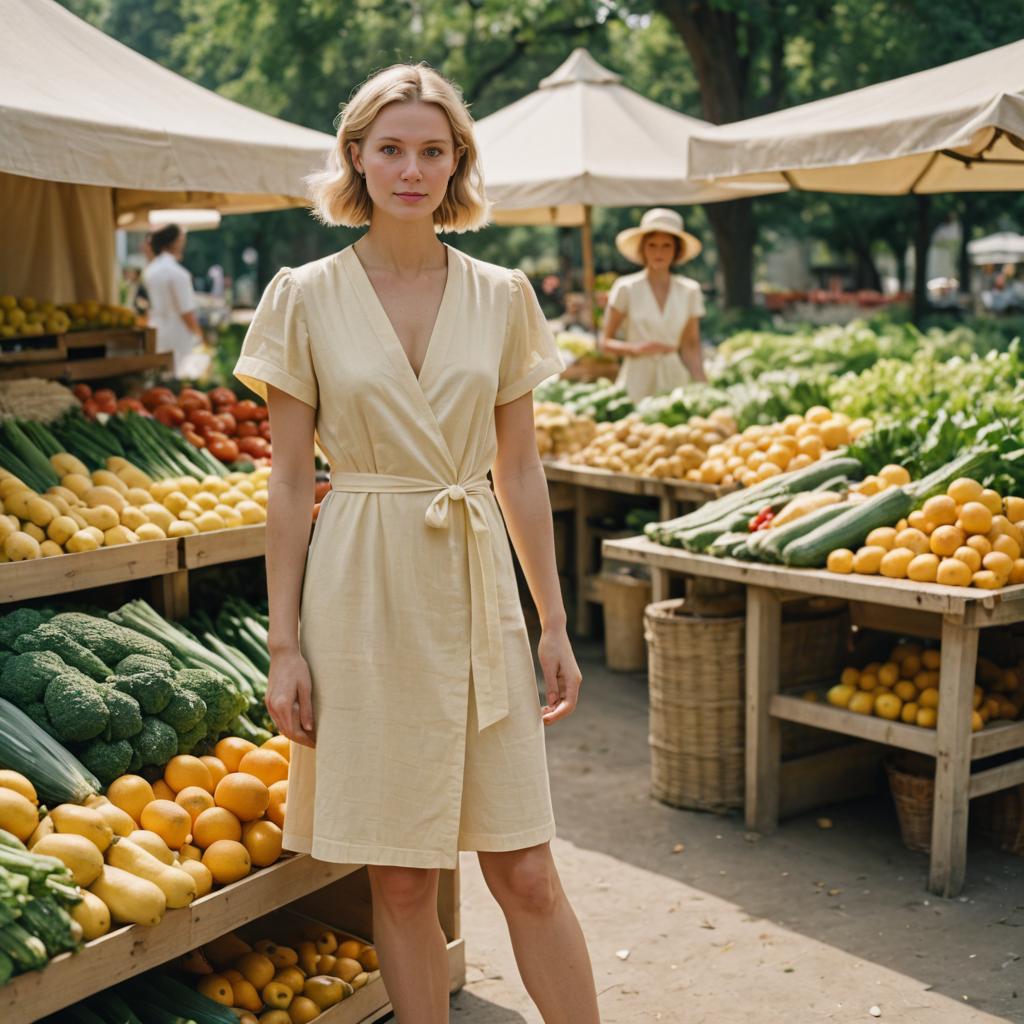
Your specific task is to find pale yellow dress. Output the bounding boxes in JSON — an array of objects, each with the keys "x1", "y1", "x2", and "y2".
[
  {"x1": 607, "y1": 270, "x2": 705, "y2": 403},
  {"x1": 234, "y1": 244, "x2": 563, "y2": 869}
]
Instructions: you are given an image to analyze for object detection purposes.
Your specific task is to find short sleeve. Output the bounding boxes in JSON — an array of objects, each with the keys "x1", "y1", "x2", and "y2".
[
  {"x1": 607, "y1": 275, "x2": 629, "y2": 315},
  {"x1": 496, "y1": 270, "x2": 563, "y2": 406},
  {"x1": 234, "y1": 269, "x2": 318, "y2": 409},
  {"x1": 686, "y1": 278, "x2": 706, "y2": 319}
]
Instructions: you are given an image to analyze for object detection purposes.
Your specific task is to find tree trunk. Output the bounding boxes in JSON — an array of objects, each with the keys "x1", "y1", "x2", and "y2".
[
  {"x1": 852, "y1": 242, "x2": 881, "y2": 291},
  {"x1": 705, "y1": 198, "x2": 754, "y2": 309},
  {"x1": 958, "y1": 196, "x2": 974, "y2": 298},
  {"x1": 912, "y1": 195, "x2": 933, "y2": 324}
]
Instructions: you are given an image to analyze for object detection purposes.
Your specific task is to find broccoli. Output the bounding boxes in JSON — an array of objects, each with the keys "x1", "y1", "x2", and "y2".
[
  {"x1": 0, "y1": 608, "x2": 45, "y2": 650},
  {"x1": 99, "y1": 686, "x2": 143, "y2": 740},
  {"x1": 0, "y1": 651, "x2": 11, "y2": 672},
  {"x1": 14, "y1": 624, "x2": 112, "y2": 682},
  {"x1": 0, "y1": 650, "x2": 69, "y2": 708},
  {"x1": 128, "y1": 749, "x2": 143, "y2": 773},
  {"x1": 47, "y1": 613, "x2": 179, "y2": 670},
  {"x1": 23, "y1": 701, "x2": 59, "y2": 739},
  {"x1": 159, "y1": 685, "x2": 207, "y2": 734},
  {"x1": 77, "y1": 738, "x2": 133, "y2": 786},
  {"x1": 130, "y1": 717, "x2": 178, "y2": 767},
  {"x1": 109, "y1": 671, "x2": 173, "y2": 715},
  {"x1": 43, "y1": 674, "x2": 109, "y2": 743},
  {"x1": 175, "y1": 669, "x2": 248, "y2": 735},
  {"x1": 175, "y1": 722, "x2": 208, "y2": 756},
  {"x1": 115, "y1": 655, "x2": 175, "y2": 680}
]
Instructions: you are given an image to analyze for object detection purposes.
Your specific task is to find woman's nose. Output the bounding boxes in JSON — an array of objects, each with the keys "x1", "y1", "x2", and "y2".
[{"x1": 401, "y1": 159, "x2": 423, "y2": 181}]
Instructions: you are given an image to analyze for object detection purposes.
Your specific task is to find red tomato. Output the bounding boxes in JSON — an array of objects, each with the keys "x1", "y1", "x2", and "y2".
[
  {"x1": 209, "y1": 386, "x2": 237, "y2": 407},
  {"x1": 236, "y1": 421, "x2": 259, "y2": 438},
  {"x1": 238, "y1": 436, "x2": 271, "y2": 458},
  {"x1": 208, "y1": 437, "x2": 240, "y2": 463},
  {"x1": 96, "y1": 397, "x2": 117, "y2": 415},
  {"x1": 72, "y1": 383, "x2": 93, "y2": 402},
  {"x1": 181, "y1": 429, "x2": 206, "y2": 448},
  {"x1": 215, "y1": 412, "x2": 237, "y2": 435},
  {"x1": 141, "y1": 386, "x2": 175, "y2": 410},
  {"x1": 178, "y1": 387, "x2": 211, "y2": 410},
  {"x1": 82, "y1": 398, "x2": 99, "y2": 419},
  {"x1": 314, "y1": 480, "x2": 331, "y2": 503},
  {"x1": 252, "y1": 405, "x2": 268, "y2": 421},
  {"x1": 187, "y1": 408, "x2": 216, "y2": 429},
  {"x1": 93, "y1": 388, "x2": 117, "y2": 405},
  {"x1": 258, "y1": 420, "x2": 272, "y2": 440},
  {"x1": 154, "y1": 404, "x2": 186, "y2": 427},
  {"x1": 233, "y1": 400, "x2": 261, "y2": 422},
  {"x1": 178, "y1": 397, "x2": 207, "y2": 413},
  {"x1": 116, "y1": 397, "x2": 147, "y2": 414}
]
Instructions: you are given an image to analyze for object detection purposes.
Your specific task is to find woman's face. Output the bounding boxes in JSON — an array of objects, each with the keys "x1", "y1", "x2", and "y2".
[
  {"x1": 352, "y1": 101, "x2": 459, "y2": 224},
  {"x1": 642, "y1": 232, "x2": 678, "y2": 269}
]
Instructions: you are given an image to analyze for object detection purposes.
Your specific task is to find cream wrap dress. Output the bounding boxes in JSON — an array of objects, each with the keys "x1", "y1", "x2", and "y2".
[
  {"x1": 234, "y1": 245, "x2": 563, "y2": 869},
  {"x1": 607, "y1": 270, "x2": 705, "y2": 403}
]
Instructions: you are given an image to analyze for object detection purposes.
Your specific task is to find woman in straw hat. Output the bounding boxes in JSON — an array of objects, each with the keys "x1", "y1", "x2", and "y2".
[{"x1": 600, "y1": 208, "x2": 706, "y2": 402}]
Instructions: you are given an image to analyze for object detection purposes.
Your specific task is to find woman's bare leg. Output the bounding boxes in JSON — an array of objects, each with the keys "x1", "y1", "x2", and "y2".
[
  {"x1": 367, "y1": 865, "x2": 448, "y2": 1022},
  {"x1": 478, "y1": 843, "x2": 599, "y2": 1023}
]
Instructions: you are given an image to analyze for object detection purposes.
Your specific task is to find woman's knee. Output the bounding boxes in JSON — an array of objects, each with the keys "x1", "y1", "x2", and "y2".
[
  {"x1": 481, "y1": 845, "x2": 560, "y2": 915},
  {"x1": 368, "y1": 865, "x2": 438, "y2": 913}
]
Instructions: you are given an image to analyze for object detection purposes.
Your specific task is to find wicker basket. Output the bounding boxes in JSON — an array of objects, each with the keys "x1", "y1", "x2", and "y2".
[
  {"x1": 644, "y1": 598, "x2": 849, "y2": 811},
  {"x1": 885, "y1": 758, "x2": 934, "y2": 853},
  {"x1": 973, "y1": 785, "x2": 1024, "y2": 856}
]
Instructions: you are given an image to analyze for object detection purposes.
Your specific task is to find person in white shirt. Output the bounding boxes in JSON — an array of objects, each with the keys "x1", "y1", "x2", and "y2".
[
  {"x1": 142, "y1": 224, "x2": 204, "y2": 376},
  {"x1": 599, "y1": 208, "x2": 707, "y2": 402}
]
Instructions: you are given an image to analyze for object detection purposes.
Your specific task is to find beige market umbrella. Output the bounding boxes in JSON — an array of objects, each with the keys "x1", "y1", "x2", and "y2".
[
  {"x1": 684, "y1": 40, "x2": 1024, "y2": 193},
  {"x1": 0, "y1": 0, "x2": 333, "y2": 300},
  {"x1": 475, "y1": 48, "x2": 784, "y2": 306}
]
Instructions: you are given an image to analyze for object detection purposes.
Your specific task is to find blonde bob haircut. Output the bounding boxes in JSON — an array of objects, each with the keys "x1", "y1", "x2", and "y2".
[{"x1": 307, "y1": 63, "x2": 489, "y2": 233}]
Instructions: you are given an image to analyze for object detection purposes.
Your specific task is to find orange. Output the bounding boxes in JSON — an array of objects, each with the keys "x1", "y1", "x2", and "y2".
[
  {"x1": 140, "y1": 799, "x2": 192, "y2": 850},
  {"x1": 175, "y1": 786, "x2": 215, "y2": 823},
  {"x1": 192, "y1": 806, "x2": 242, "y2": 848},
  {"x1": 106, "y1": 775, "x2": 155, "y2": 825},
  {"x1": 241, "y1": 819, "x2": 283, "y2": 868},
  {"x1": 151, "y1": 779, "x2": 176, "y2": 802},
  {"x1": 200, "y1": 755, "x2": 229, "y2": 789},
  {"x1": 238, "y1": 748, "x2": 289, "y2": 787},
  {"x1": 202, "y1": 838, "x2": 252, "y2": 885},
  {"x1": 261, "y1": 734, "x2": 291, "y2": 761},
  {"x1": 164, "y1": 754, "x2": 214, "y2": 794},
  {"x1": 267, "y1": 781, "x2": 287, "y2": 829},
  {"x1": 214, "y1": 737, "x2": 257, "y2": 773},
  {"x1": 215, "y1": 773, "x2": 270, "y2": 822}
]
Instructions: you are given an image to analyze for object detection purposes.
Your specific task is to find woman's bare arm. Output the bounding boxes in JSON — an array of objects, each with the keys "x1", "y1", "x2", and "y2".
[
  {"x1": 600, "y1": 305, "x2": 670, "y2": 356},
  {"x1": 264, "y1": 385, "x2": 318, "y2": 746},
  {"x1": 679, "y1": 316, "x2": 707, "y2": 381},
  {"x1": 493, "y1": 393, "x2": 582, "y2": 724}
]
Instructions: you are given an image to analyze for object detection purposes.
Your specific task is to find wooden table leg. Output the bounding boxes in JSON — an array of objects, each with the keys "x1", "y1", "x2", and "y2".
[
  {"x1": 929, "y1": 617, "x2": 979, "y2": 897},
  {"x1": 650, "y1": 567, "x2": 671, "y2": 604},
  {"x1": 574, "y1": 486, "x2": 593, "y2": 637},
  {"x1": 150, "y1": 568, "x2": 189, "y2": 620},
  {"x1": 746, "y1": 585, "x2": 782, "y2": 833}
]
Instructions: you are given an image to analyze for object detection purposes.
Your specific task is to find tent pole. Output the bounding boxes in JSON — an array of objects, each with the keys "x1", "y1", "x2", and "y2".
[{"x1": 581, "y1": 204, "x2": 596, "y2": 328}]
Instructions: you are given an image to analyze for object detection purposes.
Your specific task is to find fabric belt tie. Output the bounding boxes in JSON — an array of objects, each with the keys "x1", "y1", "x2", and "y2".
[{"x1": 330, "y1": 473, "x2": 508, "y2": 731}]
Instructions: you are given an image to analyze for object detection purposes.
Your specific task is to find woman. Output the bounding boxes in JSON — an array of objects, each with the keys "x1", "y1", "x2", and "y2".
[
  {"x1": 600, "y1": 208, "x2": 707, "y2": 402},
  {"x1": 234, "y1": 64, "x2": 599, "y2": 1023},
  {"x1": 142, "y1": 224, "x2": 204, "y2": 377}
]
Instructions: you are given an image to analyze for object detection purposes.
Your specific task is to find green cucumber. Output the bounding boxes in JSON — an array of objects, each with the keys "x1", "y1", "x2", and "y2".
[
  {"x1": 783, "y1": 488, "x2": 914, "y2": 567},
  {"x1": 708, "y1": 531, "x2": 753, "y2": 558},
  {"x1": 755, "y1": 503, "x2": 853, "y2": 564}
]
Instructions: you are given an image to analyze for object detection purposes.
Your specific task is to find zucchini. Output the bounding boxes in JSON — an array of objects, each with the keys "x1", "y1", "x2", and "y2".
[
  {"x1": 19, "y1": 895, "x2": 79, "y2": 956},
  {"x1": 0, "y1": 829, "x2": 27, "y2": 851},
  {"x1": 755, "y1": 503, "x2": 852, "y2": 564},
  {"x1": 783, "y1": 487, "x2": 914, "y2": 567},
  {"x1": 0, "y1": 948, "x2": 12, "y2": 986},
  {"x1": 0, "y1": 697, "x2": 99, "y2": 804},
  {"x1": 127, "y1": 973, "x2": 239, "y2": 1024},
  {"x1": 89, "y1": 990, "x2": 146, "y2": 1024},
  {"x1": 0, "y1": 921, "x2": 48, "y2": 970},
  {"x1": 708, "y1": 531, "x2": 753, "y2": 558}
]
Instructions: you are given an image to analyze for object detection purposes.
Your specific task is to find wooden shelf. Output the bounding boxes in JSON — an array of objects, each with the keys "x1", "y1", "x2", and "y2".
[
  {"x1": 542, "y1": 459, "x2": 728, "y2": 502},
  {"x1": 181, "y1": 524, "x2": 266, "y2": 568},
  {"x1": 0, "y1": 353, "x2": 173, "y2": 382},
  {"x1": 0, "y1": 537, "x2": 180, "y2": 604},
  {"x1": 4, "y1": 855, "x2": 358, "y2": 1023}
]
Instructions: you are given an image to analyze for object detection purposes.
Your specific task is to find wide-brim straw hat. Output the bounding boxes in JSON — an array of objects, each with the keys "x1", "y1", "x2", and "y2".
[{"x1": 615, "y1": 208, "x2": 702, "y2": 266}]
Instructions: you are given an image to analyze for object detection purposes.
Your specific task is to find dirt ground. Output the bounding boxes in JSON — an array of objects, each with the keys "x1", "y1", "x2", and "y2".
[{"x1": 446, "y1": 640, "x2": 1024, "y2": 1024}]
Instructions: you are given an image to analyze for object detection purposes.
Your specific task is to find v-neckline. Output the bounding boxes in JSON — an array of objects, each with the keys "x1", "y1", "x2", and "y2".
[
  {"x1": 347, "y1": 242, "x2": 457, "y2": 387},
  {"x1": 645, "y1": 273, "x2": 673, "y2": 318}
]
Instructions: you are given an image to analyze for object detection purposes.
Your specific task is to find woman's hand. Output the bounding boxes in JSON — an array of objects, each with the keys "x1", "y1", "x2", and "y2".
[
  {"x1": 266, "y1": 649, "x2": 317, "y2": 748},
  {"x1": 538, "y1": 628, "x2": 583, "y2": 725},
  {"x1": 633, "y1": 340, "x2": 674, "y2": 355}
]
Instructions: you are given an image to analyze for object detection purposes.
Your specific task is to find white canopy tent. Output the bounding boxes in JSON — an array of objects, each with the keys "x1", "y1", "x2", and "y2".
[
  {"x1": 684, "y1": 40, "x2": 1024, "y2": 194},
  {"x1": 967, "y1": 231, "x2": 1024, "y2": 265},
  {"x1": 0, "y1": 0, "x2": 333, "y2": 301},
  {"x1": 475, "y1": 49, "x2": 785, "y2": 305}
]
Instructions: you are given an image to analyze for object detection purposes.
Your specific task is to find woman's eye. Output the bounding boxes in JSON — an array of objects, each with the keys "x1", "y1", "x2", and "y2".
[
  {"x1": 425, "y1": 147, "x2": 442, "y2": 157},
  {"x1": 382, "y1": 145, "x2": 398, "y2": 155}
]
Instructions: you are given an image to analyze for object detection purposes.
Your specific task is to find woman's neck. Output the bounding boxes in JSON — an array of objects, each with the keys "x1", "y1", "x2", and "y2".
[
  {"x1": 645, "y1": 265, "x2": 671, "y2": 284},
  {"x1": 356, "y1": 215, "x2": 446, "y2": 274}
]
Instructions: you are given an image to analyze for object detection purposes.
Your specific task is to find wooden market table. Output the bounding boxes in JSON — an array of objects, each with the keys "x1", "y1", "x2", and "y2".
[
  {"x1": 0, "y1": 525, "x2": 465, "y2": 1022},
  {"x1": 603, "y1": 536, "x2": 1024, "y2": 898},
  {"x1": 541, "y1": 460, "x2": 727, "y2": 634}
]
